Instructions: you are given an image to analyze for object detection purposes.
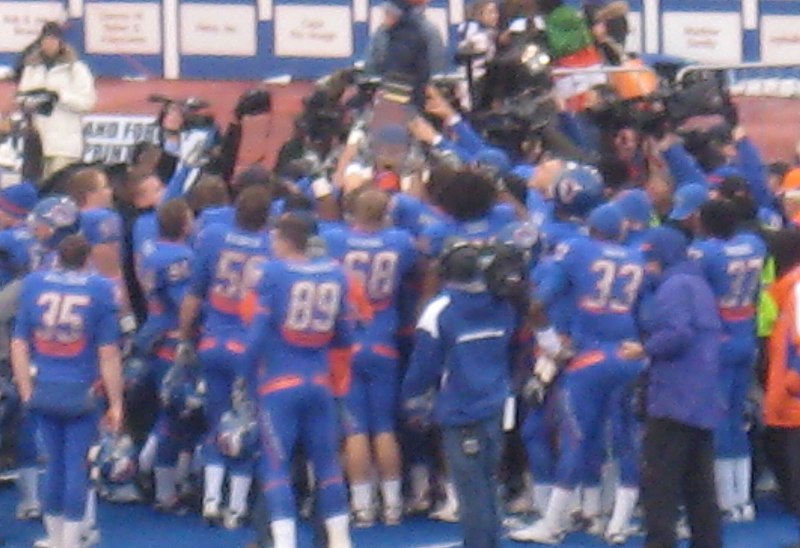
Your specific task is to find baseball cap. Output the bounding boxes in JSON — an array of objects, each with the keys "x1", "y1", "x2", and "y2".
[
  {"x1": 588, "y1": 202, "x2": 624, "y2": 240},
  {"x1": 645, "y1": 226, "x2": 688, "y2": 271},
  {"x1": 472, "y1": 148, "x2": 512, "y2": 178},
  {"x1": 40, "y1": 21, "x2": 63, "y2": 39},
  {"x1": 614, "y1": 189, "x2": 652, "y2": 225},
  {"x1": 0, "y1": 182, "x2": 38, "y2": 219},
  {"x1": 669, "y1": 183, "x2": 709, "y2": 221}
]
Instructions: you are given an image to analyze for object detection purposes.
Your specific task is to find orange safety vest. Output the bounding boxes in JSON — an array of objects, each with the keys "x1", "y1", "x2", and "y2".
[{"x1": 764, "y1": 264, "x2": 800, "y2": 428}]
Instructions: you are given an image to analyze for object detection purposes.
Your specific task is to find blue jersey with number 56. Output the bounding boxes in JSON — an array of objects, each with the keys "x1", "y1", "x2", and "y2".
[
  {"x1": 189, "y1": 224, "x2": 271, "y2": 334},
  {"x1": 15, "y1": 269, "x2": 120, "y2": 383},
  {"x1": 539, "y1": 236, "x2": 645, "y2": 350}
]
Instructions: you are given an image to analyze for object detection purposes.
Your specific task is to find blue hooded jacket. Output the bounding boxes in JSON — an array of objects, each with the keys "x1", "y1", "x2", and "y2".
[{"x1": 641, "y1": 228, "x2": 725, "y2": 430}]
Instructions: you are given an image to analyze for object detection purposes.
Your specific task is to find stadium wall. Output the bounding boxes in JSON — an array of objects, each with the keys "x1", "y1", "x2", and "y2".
[{"x1": 0, "y1": 0, "x2": 798, "y2": 80}]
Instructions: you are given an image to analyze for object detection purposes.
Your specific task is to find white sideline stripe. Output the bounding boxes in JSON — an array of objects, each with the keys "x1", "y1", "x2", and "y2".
[{"x1": 412, "y1": 543, "x2": 462, "y2": 548}]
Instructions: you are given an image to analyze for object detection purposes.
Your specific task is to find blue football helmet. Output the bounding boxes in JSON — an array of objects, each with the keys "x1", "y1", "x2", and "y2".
[
  {"x1": 27, "y1": 195, "x2": 80, "y2": 249},
  {"x1": 123, "y1": 354, "x2": 153, "y2": 405},
  {"x1": 552, "y1": 163, "x2": 604, "y2": 220},
  {"x1": 160, "y1": 363, "x2": 207, "y2": 420},
  {"x1": 89, "y1": 433, "x2": 139, "y2": 486}
]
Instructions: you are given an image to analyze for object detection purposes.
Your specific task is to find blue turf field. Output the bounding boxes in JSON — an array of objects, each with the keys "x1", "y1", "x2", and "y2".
[{"x1": 0, "y1": 485, "x2": 796, "y2": 547}]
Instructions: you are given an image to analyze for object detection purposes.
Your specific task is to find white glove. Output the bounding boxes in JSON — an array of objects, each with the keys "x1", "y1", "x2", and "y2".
[
  {"x1": 534, "y1": 355, "x2": 559, "y2": 385},
  {"x1": 535, "y1": 327, "x2": 562, "y2": 358}
]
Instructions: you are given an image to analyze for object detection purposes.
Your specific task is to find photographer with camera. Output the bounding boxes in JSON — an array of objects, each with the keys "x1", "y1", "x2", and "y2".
[
  {"x1": 17, "y1": 22, "x2": 96, "y2": 182},
  {"x1": 401, "y1": 235, "x2": 526, "y2": 548}
]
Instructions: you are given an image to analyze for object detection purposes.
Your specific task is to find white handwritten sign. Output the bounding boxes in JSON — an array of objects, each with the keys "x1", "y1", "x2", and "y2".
[
  {"x1": 761, "y1": 15, "x2": 800, "y2": 64},
  {"x1": 661, "y1": 12, "x2": 742, "y2": 64},
  {"x1": 0, "y1": 2, "x2": 66, "y2": 53},
  {"x1": 82, "y1": 114, "x2": 158, "y2": 164},
  {"x1": 180, "y1": 3, "x2": 256, "y2": 56},
  {"x1": 84, "y1": 3, "x2": 161, "y2": 55},
  {"x1": 274, "y1": 5, "x2": 353, "y2": 58}
]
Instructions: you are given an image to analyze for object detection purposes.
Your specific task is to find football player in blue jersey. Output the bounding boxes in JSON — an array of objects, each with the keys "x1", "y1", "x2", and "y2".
[
  {"x1": 179, "y1": 185, "x2": 272, "y2": 525},
  {"x1": 693, "y1": 199, "x2": 766, "y2": 522},
  {"x1": 11, "y1": 234, "x2": 124, "y2": 548},
  {"x1": 243, "y1": 213, "x2": 354, "y2": 548},
  {"x1": 512, "y1": 203, "x2": 646, "y2": 545},
  {"x1": 324, "y1": 188, "x2": 418, "y2": 526}
]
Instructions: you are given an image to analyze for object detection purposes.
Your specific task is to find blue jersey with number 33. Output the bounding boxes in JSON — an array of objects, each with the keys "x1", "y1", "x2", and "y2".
[{"x1": 541, "y1": 236, "x2": 645, "y2": 349}]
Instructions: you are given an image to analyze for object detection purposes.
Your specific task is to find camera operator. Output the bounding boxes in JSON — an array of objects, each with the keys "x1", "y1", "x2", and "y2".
[
  {"x1": 379, "y1": 0, "x2": 446, "y2": 106},
  {"x1": 17, "y1": 22, "x2": 97, "y2": 181},
  {"x1": 401, "y1": 239, "x2": 524, "y2": 548}
]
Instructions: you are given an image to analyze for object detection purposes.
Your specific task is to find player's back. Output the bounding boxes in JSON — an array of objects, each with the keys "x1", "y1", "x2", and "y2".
[
  {"x1": 324, "y1": 225, "x2": 416, "y2": 342},
  {"x1": 192, "y1": 223, "x2": 271, "y2": 334},
  {"x1": 80, "y1": 208, "x2": 122, "y2": 248},
  {"x1": 0, "y1": 225, "x2": 34, "y2": 287},
  {"x1": 390, "y1": 193, "x2": 448, "y2": 239},
  {"x1": 567, "y1": 237, "x2": 645, "y2": 348},
  {"x1": 692, "y1": 232, "x2": 766, "y2": 334},
  {"x1": 422, "y1": 203, "x2": 516, "y2": 257},
  {"x1": 140, "y1": 241, "x2": 193, "y2": 325},
  {"x1": 17, "y1": 269, "x2": 118, "y2": 381},
  {"x1": 194, "y1": 205, "x2": 235, "y2": 235},
  {"x1": 258, "y1": 258, "x2": 351, "y2": 379}
]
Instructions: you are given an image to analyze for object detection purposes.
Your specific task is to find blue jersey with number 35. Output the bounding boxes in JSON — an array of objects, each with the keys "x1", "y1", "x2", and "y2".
[
  {"x1": 542, "y1": 236, "x2": 645, "y2": 349},
  {"x1": 15, "y1": 269, "x2": 120, "y2": 383}
]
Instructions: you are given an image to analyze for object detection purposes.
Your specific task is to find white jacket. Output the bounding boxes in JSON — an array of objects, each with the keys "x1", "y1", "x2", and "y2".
[{"x1": 18, "y1": 46, "x2": 96, "y2": 159}]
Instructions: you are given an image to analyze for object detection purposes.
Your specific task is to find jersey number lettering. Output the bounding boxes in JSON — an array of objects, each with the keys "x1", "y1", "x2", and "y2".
[
  {"x1": 582, "y1": 260, "x2": 643, "y2": 313},
  {"x1": 285, "y1": 281, "x2": 341, "y2": 333},
  {"x1": 343, "y1": 250, "x2": 398, "y2": 302},
  {"x1": 37, "y1": 292, "x2": 90, "y2": 343},
  {"x1": 213, "y1": 251, "x2": 265, "y2": 301},
  {"x1": 719, "y1": 258, "x2": 763, "y2": 309}
]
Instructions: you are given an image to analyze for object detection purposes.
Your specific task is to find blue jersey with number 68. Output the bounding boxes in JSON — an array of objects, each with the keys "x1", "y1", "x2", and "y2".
[{"x1": 539, "y1": 236, "x2": 645, "y2": 350}]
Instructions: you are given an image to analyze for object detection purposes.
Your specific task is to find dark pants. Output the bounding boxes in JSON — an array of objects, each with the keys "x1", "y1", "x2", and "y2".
[
  {"x1": 641, "y1": 417, "x2": 722, "y2": 548},
  {"x1": 763, "y1": 426, "x2": 800, "y2": 520},
  {"x1": 441, "y1": 414, "x2": 503, "y2": 548}
]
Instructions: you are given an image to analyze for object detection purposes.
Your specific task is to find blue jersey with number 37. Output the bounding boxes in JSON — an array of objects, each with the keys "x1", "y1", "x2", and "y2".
[
  {"x1": 690, "y1": 232, "x2": 766, "y2": 337},
  {"x1": 542, "y1": 236, "x2": 645, "y2": 349},
  {"x1": 15, "y1": 269, "x2": 120, "y2": 383},
  {"x1": 246, "y1": 258, "x2": 353, "y2": 381}
]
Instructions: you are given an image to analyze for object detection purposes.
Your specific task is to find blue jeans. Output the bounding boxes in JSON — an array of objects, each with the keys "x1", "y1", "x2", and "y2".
[{"x1": 441, "y1": 413, "x2": 503, "y2": 548}]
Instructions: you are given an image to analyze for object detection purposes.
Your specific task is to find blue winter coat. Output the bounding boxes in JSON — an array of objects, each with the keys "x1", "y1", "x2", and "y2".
[{"x1": 643, "y1": 260, "x2": 725, "y2": 430}]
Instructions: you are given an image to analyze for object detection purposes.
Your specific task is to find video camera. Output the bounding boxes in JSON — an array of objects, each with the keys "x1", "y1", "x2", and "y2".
[{"x1": 586, "y1": 69, "x2": 730, "y2": 138}]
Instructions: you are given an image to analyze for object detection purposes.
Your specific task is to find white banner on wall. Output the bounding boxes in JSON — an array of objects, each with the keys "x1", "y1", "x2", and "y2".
[
  {"x1": 82, "y1": 113, "x2": 157, "y2": 164},
  {"x1": 661, "y1": 11, "x2": 742, "y2": 64},
  {"x1": 760, "y1": 15, "x2": 800, "y2": 64},
  {"x1": 84, "y1": 3, "x2": 162, "y2": 55},
  {"x1": 180, "y1": 4, "x2": 256, "y2": 56},
  {"x1": 0, "y1": 2, "x2": 66, "y2": 53},
  {"x1": 626, "y1": 11, "x2": 643, "y2": 54},
  {"x1": 274, "y1": 5, "x2": 353, "y2": 58}
]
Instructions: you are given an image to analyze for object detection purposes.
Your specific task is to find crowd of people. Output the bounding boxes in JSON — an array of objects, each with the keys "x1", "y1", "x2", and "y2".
[{"x1": 1, "y1": 2, "x2": 800, "y2": 548}]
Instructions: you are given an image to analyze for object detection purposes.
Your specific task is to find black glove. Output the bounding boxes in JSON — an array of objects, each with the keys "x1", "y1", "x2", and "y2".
[{"x1": 234, "y1": 89, "x2": 272, "y2": 120}]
